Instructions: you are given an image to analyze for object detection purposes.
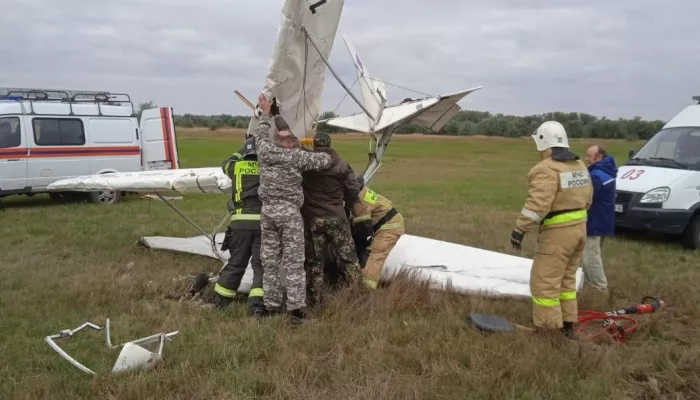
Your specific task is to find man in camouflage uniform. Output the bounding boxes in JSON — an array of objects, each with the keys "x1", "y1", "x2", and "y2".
[
  {"x1": 301, "y1": 131, "x2": 363, "y2": 307},
  {"x1": 214, "y1": 137, "x2": 265, "y2": 317},
  {"x1": 252, "y1": 94, "x2": 334, "y2": 323}
]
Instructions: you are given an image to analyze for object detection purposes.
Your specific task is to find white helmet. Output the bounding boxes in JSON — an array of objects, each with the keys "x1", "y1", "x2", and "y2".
[{"x1": 532, "y1": 121, "x2": 569, "y2": 151}]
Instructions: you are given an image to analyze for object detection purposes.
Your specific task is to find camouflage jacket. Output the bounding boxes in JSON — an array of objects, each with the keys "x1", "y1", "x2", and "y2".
[{"x1": 253, "y1": 113, "x2": 333, "y2": 208}]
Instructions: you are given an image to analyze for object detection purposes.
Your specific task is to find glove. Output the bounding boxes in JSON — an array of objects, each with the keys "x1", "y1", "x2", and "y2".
[
  {"x1": 220, "y1": 226, "x2": 233, "y2": 252},
  {"x1": 253, "y1": 104, "x2": 263, "y2": 119},
  {"x1": 270, "y1": 97, "x2": 280, "y2": 116},
  {"x1": 352, "y1": 221, "x2": 373, "y2": 250},
  {"x1": 510, "y1": 229, "x2": 524, "y2": 251},
  {"x1": 358, "y1": 248, "x2": 371, "y2": 269},
  {"x1": 226, "y1": 199, "x2": 235, "y2": 214}
]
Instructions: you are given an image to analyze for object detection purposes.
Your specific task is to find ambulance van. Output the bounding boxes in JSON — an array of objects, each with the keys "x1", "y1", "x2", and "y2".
[
  {"x1": 615, "y1": 96, "x2": 700, "y2": 249},
  {"x1": 0, "y1": 88, "x2": 179, "y2": 205}
]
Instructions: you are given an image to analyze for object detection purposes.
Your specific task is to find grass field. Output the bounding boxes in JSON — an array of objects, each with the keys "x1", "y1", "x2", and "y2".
[{"x1": 1, "y1": 129, "x2": 699, "y2": 399}]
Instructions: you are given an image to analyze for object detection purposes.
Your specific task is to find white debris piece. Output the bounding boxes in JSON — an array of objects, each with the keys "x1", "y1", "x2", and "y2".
[{"x1": 45, "y1": 318, "x2": 179, "y2": 375}]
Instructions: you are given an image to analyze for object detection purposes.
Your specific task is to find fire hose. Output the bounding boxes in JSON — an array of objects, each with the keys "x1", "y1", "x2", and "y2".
[{"x1": 576, "y1": 296, "x2": 664, "y2": 343}]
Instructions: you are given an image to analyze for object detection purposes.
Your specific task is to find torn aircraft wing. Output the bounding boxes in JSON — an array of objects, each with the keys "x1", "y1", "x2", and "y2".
[
  {"x1": 323, "y1": 87, "x2": 482, "y2": 133},
  {"x1": 139, "y1": 232, "x2": 585, "y2": 299},
  {"x1": 246, "y1": 0, "x2": 345, "y2": 140},
  {"x1": 46, "y1": 168, "x2": 231, "y2": 194}
]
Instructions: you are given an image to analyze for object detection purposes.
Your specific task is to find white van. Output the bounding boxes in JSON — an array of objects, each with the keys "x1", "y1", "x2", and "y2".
[
  {"x1": 0, "y1": 88, "x2": 179, "y2": 204},
  {"x1": 615, "y1": 96, "x2": 700, "y2": 249}
]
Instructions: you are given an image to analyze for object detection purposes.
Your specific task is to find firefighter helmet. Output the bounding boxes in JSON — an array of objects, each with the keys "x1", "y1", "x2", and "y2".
[
  {"x1": 242, "y1": 137, "x2": 257, "y2": 158},
  {"x1": 532, "y1": 121, "x2": 569, "y2": 151}
]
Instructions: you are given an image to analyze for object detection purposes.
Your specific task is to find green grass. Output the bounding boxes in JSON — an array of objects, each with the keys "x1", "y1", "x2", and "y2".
[{"x1": 1, "y1": 131, "x2": 699, "y2": 399}]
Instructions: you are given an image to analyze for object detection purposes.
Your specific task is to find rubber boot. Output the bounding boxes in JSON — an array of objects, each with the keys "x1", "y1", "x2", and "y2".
[{"x1": 562, "y1": 321, "x2": 575, "y2": 339}]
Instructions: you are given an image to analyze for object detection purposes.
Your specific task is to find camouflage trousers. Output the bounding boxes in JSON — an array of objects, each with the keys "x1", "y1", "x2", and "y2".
[
  {"x1": 304, "y1": 215, "x2": 362, "y2": 306},
  {"x1": 260, "y1": 201, "x2": 307, "y2": 311}
]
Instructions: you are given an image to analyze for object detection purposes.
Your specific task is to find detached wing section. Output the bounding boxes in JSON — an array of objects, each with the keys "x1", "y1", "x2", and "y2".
[
  {"x1": 46, "y1": 168, "x2": 231, "y2": 194},
  {"x1": 324, "y1": 87, "x2": 482, "y2": 133},
  {"x1": 247, "y1": 0, "x2": 345, "y2": 139}
]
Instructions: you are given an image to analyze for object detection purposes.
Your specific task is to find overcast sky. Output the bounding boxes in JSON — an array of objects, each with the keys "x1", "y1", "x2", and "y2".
[{"x1": 1, "y1": 0, "x2": 698, "y2": 121}]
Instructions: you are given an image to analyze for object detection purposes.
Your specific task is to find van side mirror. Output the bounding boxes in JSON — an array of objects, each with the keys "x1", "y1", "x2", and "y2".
[{"x1": 628, "y1": 149, "x2": 636, "y2": 159}]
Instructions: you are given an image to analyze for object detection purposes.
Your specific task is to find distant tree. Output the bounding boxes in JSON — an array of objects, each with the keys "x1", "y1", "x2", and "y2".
[
  {"x1": 137, "y1": 101, "x2": 156, "y2": 120},
  {"x1": 208, "y1": 117, "x2": 224, "y2": 131},
  {"x1": 316, "y1": 111, "x2": 345, "y2": 134},
  {"x1": 171, "y1": 107, "x2": 668, "y2": 140}
]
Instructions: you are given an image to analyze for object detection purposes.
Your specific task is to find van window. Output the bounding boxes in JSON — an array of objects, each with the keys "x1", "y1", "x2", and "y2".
[
  {"x1": 33, "y1": 118, "x2": 85, "y2": 146},
  {"x1": 0, "y1": 116, "x2": 21, "y2": 149},
  {"x1": 630, "y1": 127, "x2": 700, "y2": 170},
  {"x1": 88, "y1": 118, "x2": 135, "y2": 144}
]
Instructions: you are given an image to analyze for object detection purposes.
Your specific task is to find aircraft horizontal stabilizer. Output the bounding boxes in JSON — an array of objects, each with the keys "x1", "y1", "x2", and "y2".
[{"x1": 323, "y1": 87, "x2": 482, "y2": 133}]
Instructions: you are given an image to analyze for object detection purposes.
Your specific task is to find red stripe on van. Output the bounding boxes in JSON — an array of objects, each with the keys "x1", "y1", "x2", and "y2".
[
  {"x1": 0, "y1": 147, "x2": 29, "y2": 159},
  {"x1": 27, "y1": 146, "x2": 141, "y2": 158},
  {"x1": 164, "y1": 107, "x2": 176, "y2": 169},
  {"x1": 159, "y1": 107, "x2": 174, "y2": 168}
]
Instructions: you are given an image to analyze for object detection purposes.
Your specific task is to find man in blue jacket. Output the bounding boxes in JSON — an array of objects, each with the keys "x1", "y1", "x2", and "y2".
[{"x1": 583, "y1": 145, "x2": 618, "y2": 292}]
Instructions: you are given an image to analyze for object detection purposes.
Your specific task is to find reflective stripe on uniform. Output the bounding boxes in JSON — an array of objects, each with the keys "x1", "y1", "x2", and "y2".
[
  {"x1": 214, "y1": 283, "x2": 235, "y2": 298},
  {"x1": 542, "y1": 209, "x2": 586, "y2": 226},
  {"x1": 520, "y1": 208, "x2": 543, "y2": 223},
  {"x1": 249, "y1": 288, "x2": 264, "y2": 298},
  {"x1": 532, "y1": 297, "x2": 560, "y2": 307},
  {"x1": 559, "y1": 291, "x2": 576, "y2": 300},
  {"x1": 230, "y1": 214, "x2": 261, "y2": 221},
  {"x1": 235, "y1": 169, "x2": 242, "y2": 202},
  {"x1": 363, "y1": 188, "x2": 379, "y2": 205},
  {"x1": 353, "y1": 214, "x2": 371, "y2": 223},
  {"x1": 364, "y1": 276, "x2": 377, "y2": 289}
]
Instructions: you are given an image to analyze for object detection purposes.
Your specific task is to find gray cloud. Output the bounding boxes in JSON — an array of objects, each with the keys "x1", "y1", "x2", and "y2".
[{"x1": 1, "y1": 0, "x2": 698, "y2": 121}]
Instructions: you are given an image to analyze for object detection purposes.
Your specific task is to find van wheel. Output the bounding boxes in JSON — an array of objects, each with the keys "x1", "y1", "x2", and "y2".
[
  {"x1": 681, "y1": 214, "x2": 700, "y2": 250},
  {"x1": 89, "y1": 190, "x2": 121, "y2": 205}
]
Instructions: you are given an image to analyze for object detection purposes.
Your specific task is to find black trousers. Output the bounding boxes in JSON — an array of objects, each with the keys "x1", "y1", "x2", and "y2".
[{"x1": 215, "y1": 228, "x2": 263, "y2": 304}]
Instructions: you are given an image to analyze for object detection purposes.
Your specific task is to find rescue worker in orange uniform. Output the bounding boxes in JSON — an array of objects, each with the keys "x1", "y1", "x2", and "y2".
[
  {"x1": 351, "y1": 176, "x2": 405, "y2": 289},
  {"x1": 510, "y1": 121, "x2": 593, "y2": 338}
]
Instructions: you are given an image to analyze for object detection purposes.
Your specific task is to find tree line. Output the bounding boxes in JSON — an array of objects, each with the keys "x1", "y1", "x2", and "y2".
[{"x1": 139, "y1": 102, "x2": 666, "y2": 141}]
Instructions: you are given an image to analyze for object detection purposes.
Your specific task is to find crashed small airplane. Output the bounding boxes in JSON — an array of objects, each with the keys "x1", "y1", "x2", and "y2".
[{"x1": 46, "y1": 0, "x2": 585, "y2": 299}]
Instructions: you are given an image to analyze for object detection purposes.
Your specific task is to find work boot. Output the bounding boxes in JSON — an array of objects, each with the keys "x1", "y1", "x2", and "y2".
[
  {"x1": 214, "y1": 295, "x2": 233, "y2": 310},
  {"x1": 562, "y1": 321, "x2": 576, "y2": 339},
  {"x1": 249, "y1": 301, "x2": 266, "y2": 319},
  {"x1": 262, "y1": 306, "x2": 282, "y2": 318},
  {"x1": 287, "y1": 309, "x2": 310, "y2": 325}
]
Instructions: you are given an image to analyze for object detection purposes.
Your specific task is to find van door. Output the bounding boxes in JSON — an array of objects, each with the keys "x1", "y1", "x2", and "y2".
[
  {"x1": 27, "y1": 117, "x2": 91, "y2": 189},
  {"x1": 139, "y1": 107, "x2": 180, "y2": 171},
  {"x1": 0, "y1": 115, "x2": 28, "y2": 193}
]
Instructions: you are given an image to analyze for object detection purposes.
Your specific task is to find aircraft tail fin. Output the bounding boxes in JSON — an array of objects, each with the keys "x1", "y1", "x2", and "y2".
[{"x1": 342, "y1": 34, "x2": 387, "y2": 129}]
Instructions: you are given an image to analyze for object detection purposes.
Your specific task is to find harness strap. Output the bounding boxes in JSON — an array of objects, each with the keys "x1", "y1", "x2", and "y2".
[{"x1": 373, "y1": 207, "x2": 398, "y2": 232}]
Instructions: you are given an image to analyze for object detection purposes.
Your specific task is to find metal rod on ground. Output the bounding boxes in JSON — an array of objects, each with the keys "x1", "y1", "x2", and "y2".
[
  {"x1": 45, "y1": 336, "x2": 97, "y2": 375},
  {"x1": 45, "y1": 322, "x2": 103, "y2": 375},
  {"x1": 301, "y1": 26, "x2": 375, "y2": 121},
  {"x1": 210, "y1": 210, "x2": 232, "y2": 263}
]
